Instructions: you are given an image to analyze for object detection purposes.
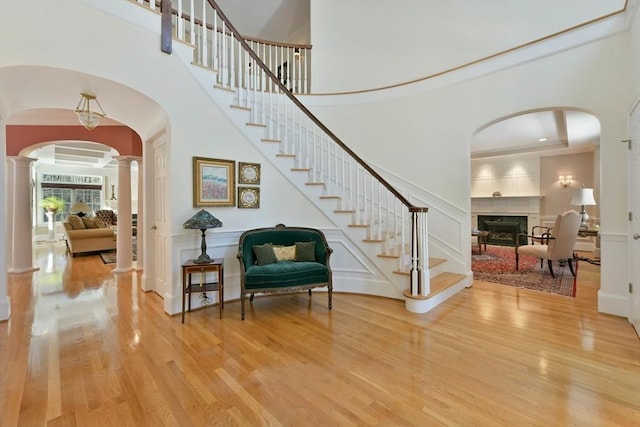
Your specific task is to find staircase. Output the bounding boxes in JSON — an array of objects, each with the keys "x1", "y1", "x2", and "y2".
[{"x1": 133, "y1": 0, "x2": 471, "y2": 312}]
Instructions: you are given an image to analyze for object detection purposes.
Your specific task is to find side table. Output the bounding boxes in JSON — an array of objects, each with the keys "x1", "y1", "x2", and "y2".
[
  {"x1": 471, "y1": 230, "x2": 489, "y2": 254},
  {"x1": 181, "y1": 258, "x2": 224, "y2": 323}
]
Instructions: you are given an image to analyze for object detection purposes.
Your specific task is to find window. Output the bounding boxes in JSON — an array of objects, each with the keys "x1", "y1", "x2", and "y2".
[{"x1": 40, "y1": 173, "x2": 103, "y2": 222}]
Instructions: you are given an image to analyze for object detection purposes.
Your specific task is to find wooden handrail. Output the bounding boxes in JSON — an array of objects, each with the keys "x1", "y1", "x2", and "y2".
[{"x1": 207, "y1": 0, "x2": 421, "y2": 211}]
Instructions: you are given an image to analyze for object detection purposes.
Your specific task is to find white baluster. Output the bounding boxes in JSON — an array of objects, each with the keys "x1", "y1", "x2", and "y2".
[
  {"x1": 189, "y1": 0, "x2": 194, "y2": 45},
  {"x1": 201, "y1": 0, "x2": 207, "y2": 67},
  {"x1": 213, "y1": 9, "x2": 218, "y2": 71},
  {"x1": 229, "y1": 34, "x2": 232, "y2": 87}
]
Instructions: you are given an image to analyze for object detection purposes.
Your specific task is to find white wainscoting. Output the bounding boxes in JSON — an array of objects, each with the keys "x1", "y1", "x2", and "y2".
[{"x1": 165, "y1": 227, "x2": 401, "y2": 316}]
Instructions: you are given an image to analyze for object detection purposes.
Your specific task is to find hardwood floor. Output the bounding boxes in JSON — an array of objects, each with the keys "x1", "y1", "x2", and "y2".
[{"x1": 1, "y1": 242, "x2": 639, "y2": 426}]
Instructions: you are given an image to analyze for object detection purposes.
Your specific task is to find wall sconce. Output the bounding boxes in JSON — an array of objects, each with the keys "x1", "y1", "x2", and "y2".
[{"x1": 559, "y1": 175, "x2": 572, "y2": 189}]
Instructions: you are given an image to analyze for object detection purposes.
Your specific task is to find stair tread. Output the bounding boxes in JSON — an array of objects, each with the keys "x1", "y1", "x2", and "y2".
[
  {"x1": 291, "y1": 168, "x2": 310, "y2": 172},
  {"x1": 402, "y1": 272, "x2": 466, "y2": 300},
  {"x1": 320, "y1": 196, "x2": 341, "y2": 199},
  {"x1": 276, "y1": 153, "x2": 296, "y2": 158},
  {"x1": 335, "y1": 209, "x2": 355, "y2": 213},
  {"x1": 213, "y1": 84, "x2": 235, "y2": 92},
  {"x1": 230, "y1": 105, "x2": 251, "y2": 111},
  {"x1": 262, "y1": 138, "x2": 281, "y2": 143},
  {"x1": 246, "y1": 122, "x2": 267, "y2": 127},
  {"x1": 391, "y1": 257, "x2": 446, "y2": 272}
]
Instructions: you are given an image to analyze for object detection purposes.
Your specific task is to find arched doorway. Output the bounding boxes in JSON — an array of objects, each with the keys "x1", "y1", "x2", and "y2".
[{"x1": 0, "y1": 64, "x2": 168, "y2": 322}]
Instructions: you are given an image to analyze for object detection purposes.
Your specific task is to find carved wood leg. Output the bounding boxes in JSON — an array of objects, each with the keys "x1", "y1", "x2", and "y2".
[
  {"x1": 516, "y1": 253, "x2": 519, "y2": 270},
  {"x1": 547, "y1": 259, "x2": 555, "y2": 278},
  {"x1": 567, "y1": 258, "x2": 576, "y2": 276},
  {"x1": 308, "y1": 289, "x2": 312, "y2": 296},
  {"x1": 328, "y1": 285, "x2": 333, "y2": 309},
  {"x1": 241, "y1": 294, "x2": 245, "y2": 320},
  {"x1": 249, "y1": 294, "x2": 255, "y2": 302}
]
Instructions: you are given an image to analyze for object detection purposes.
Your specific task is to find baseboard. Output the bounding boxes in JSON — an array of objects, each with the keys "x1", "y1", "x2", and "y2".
[{"x1": 597, "y1": 290, "x2": 629, "y2": 318}]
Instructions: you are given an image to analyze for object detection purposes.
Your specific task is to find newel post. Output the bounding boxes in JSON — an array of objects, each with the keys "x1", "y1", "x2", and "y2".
[{"x1": 410, "y1": 207, "x2": 430, "y2": 297}]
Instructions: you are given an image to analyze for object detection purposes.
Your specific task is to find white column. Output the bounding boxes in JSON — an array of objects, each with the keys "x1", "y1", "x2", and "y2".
[
  {"x1": 5, "y1": 157, "x2": 15, "y2": 275},
  {"x1": 0, "y1": 117, "x2": 10, "y2": 321},
  {"x1": 134, "y1": 157, "x2": 143, "y2": 271},
  {"x1": 113, "y1": 156, "x2": 133, "y2": 273},
  {"x1": 8, "y1": 157, "x2": 38, "y2": 274}
]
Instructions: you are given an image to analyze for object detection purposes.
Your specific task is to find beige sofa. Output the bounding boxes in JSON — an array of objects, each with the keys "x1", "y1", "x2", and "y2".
[{"x1": 63, "y1": 215, "x2": 116, "y2": 256}]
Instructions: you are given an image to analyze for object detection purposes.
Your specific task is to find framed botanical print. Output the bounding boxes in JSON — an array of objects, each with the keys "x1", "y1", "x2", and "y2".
[
  {"x1": 238, "y1": 186, "x2": 260, "y2": 209},
  {"x1": 193, "y1": 157, "x2": 235, "y2": 207},
  {"x1": 238, "y1": 162, "x2": 261, "y2": 185}
]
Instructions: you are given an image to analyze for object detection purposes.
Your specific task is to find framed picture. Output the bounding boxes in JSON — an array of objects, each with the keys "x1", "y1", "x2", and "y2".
[
  {"x1": 238, "y1": 186, "x2": 260, "y2": 209},
  {"x1": 238, "y1": 162, "x2": 261, "y2": 185},
  {"x1": 193, "y1": 157, "x2": 235, "y2": 207}
]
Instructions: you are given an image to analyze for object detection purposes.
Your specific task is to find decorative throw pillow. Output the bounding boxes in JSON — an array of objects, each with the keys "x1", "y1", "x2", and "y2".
[
  {"x1": 82, "y1": 217, "x2": 100, "y2": 229},
  {"x1": 93, "y1": 217, "x2": 106, "y2": 228},
  {"x1": 295, "y1": 241, "x2": 315, "y2": 262},
  {"x1": 253, "y1": 243, "x2": 277, "y2": 265},
  {"x1": 273, "y1": 244, "x2": 296, "y2": 261},
  {"x1": 67, "y1": 215, "x2": 86, "y2": 230}
]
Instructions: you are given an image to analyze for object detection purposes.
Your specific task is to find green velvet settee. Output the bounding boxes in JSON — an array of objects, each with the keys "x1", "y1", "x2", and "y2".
[{"x1": 237, "y1": 224, "x2": 333, "y2": 320}]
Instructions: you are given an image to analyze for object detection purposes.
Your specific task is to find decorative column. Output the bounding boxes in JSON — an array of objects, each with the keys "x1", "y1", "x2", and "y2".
[
  {"x1": 135, "y1": 157, "x2": 143, "y2": 271},
  {"x1": 5, "y1": 157, "x2": 15, "y2": 275},
  {"x1": 113, "y1": 156, "x2": 133, "y2": 273},
  {"x1": 8, "y1": 156, "x2": 38, "y2": 274},
  {"x1": 0, "y1": 117, "x2": 11, "y2": 321}
]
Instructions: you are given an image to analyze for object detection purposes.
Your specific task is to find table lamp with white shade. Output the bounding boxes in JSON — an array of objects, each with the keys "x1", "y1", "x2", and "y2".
[{"x1": 571, "y1": 187, "x2": 597, "y2": 229}]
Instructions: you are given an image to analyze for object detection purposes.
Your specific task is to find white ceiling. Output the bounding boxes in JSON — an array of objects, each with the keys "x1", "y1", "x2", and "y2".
[
  {"x1": 471, "y1": 109, "x2": 600, "y2": 159},
  {"x1": 6, "y1": 0, "x2": 618, "y2": 168}
]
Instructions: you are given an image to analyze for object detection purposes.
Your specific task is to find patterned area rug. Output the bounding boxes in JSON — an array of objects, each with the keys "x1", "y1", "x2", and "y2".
[
  {"x1": 472, "y1": 245, "x2": 577, "y2": 297},
  {"x1": 99, "y1": 249, "x2": 137, "y2": 264}
]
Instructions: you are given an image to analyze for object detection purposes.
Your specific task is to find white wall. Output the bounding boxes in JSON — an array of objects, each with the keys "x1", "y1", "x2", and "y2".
[
  {"x1": 309, "y1": 0, "x2": 626, "y2": 93},
  {"x1": 304, "y1": 8, "x2": 633, "y2": 316},
  {"x1": 471, "y1": 157, "x2": 540, "y2": 197}
]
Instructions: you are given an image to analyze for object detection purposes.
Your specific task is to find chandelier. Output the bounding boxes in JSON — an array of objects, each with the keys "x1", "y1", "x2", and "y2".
[{"x1": 75, "y1": 93, "x2": 106, "y2": 130}]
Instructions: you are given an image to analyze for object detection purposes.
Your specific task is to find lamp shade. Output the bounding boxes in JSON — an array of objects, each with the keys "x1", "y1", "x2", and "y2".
[
  {"x1": 71, "y1": 202, "x2": 91, "y2": 217},
  {"x1": 183, "y1": 210, "x2": 223, "y2": 264},
  {"x1": 182, "y1": 209, "x2": 223, "y2": 230},
  {"x1": 571, "y1": 188, "x2": 597, "y2": 206}
]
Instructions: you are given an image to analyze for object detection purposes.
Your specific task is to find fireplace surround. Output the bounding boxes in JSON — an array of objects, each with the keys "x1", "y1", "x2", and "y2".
[{"x1": 478, "y1": 215, "x2": 528, "y2": 246}]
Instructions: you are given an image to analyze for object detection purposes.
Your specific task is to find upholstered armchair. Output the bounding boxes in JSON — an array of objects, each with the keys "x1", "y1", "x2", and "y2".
[{"x1": 515, "y1": 210, "x2": 582, "y2": 278}]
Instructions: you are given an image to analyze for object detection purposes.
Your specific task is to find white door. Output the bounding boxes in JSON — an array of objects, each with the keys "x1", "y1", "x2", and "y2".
[
  {"x1": 151, "y1": 139, "x2": 170, "y2": 299},
  {"x1": 628, "y1": 100, "x2": 640, "y2": 337}
]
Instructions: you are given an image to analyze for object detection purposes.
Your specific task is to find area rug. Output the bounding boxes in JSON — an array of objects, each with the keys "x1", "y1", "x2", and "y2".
[
  {"x1": 472, "y1": 245, "x2": 577, "y2": 297},
  {"x1": 99, "y1": 250, "x2": 137, "y2": 264}
]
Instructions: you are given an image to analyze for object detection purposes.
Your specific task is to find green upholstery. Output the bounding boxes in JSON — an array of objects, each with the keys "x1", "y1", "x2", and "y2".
[
  {"x1": 244, "y1": 261, "x2": 329, "y2": 288},
  {"x1": 239, "y1": 228, "x2": 328, "y2": 268},
  {"x1": 237, "y1": 224, "x2": 333, "y2": 320}
]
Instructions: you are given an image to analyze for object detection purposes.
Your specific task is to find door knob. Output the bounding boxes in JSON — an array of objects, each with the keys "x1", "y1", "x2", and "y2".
[
  {"x1": 633, "y1": 233, "x2": 640, "y2": 240},
  {"x1": 151, "y1": 225, "x2": 157, "y2": 230}
]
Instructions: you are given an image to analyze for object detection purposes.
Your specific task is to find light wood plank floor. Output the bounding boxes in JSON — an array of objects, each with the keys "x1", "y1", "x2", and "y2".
[{"x1": 1, "y1": 242, "x2": 639, "y2": 426}]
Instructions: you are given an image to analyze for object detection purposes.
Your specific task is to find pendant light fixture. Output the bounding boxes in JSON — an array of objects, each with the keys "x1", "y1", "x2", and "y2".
[{"x1": 75, "y1": 93, "x2": 106, "y2": 130}]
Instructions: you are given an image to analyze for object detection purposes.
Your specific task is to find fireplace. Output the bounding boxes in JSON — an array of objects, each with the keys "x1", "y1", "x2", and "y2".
[{"x1": 478, "y1": 215, "x2": 528, "y2": 246}]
